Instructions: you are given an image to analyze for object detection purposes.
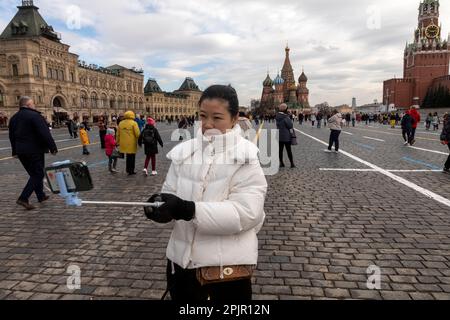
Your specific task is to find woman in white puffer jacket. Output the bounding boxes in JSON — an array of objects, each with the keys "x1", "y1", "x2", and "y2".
[{"x1": 144, "y1": 85, "x2": 268, "y2": 301}]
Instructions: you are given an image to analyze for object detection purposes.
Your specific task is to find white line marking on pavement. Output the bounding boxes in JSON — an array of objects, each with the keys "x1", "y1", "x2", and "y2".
[
  {"x1": 388, "y1": 170, "x2": 443, "y2": 172},
  {"x1": 354, "y1": 127, "x2": 440, "y2": 141},
  {"x1": 320, "y1": 168, "x2": 376, "y2": 172},
  {"x1": 341, "y1": 131, "x2": 353, "y2": 135},
  {"x1": 320, "y1": 168, "x2": 443, "y2": 173},
  {"x1": 0, "y1": 139, "x2": 75, "y2": 151},
  {"x1": 363, "y1": 136, "x2": 385, "y2": 142},
  {"x1": 408, "y1": 146, "x2": 449, "y2": 156},
  {"x1": 0, "y1": 142, "x2": 101, "y2": 162},
  {"x1": 296, "y1": 128, "x2": 450, "y2": 208}
]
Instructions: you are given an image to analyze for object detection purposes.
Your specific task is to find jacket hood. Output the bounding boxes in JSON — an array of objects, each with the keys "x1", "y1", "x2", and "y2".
[
  {"x1": 276, "y1": 112, "x2": 289, "y2": 123},
  {"x1": 124, "y1": 111, "x2": 135, "y2": 120}
]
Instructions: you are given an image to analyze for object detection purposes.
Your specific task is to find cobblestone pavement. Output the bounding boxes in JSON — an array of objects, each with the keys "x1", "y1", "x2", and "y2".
[{"x1": 0, "y1": 121, "x2": 449, "y2": 300}]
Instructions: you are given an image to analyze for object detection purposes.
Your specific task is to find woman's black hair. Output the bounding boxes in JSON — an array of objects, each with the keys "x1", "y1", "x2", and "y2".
[{"x1": 199, "y1": 85, "x2": 239, "y2": 117}]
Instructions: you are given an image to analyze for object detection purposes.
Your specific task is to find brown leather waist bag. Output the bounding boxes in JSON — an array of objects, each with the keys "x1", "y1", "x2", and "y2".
[{"x1": 196, "y1": 265, "x2": 255, "y2": 286}]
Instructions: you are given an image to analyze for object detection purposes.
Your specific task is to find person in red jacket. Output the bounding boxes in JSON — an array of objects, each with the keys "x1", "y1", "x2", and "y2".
[
  {"x1": 409, "y1": 106, "x2": 421, "y2": 146},
  {"x1": 105, "y1": 128, "x2": 118, "y2": 173}
]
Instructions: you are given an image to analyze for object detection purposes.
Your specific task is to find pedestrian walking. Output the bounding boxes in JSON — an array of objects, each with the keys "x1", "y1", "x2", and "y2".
[
  {"x1": 8, "y1": 97, "x2": 58, "y2": 210},
  {"x1": 276, "y1": 103, "x2": 296, "y2": 168},
  {"x1": 425, "y1": 113, "x2": 433, "y2": 131},
  {"x1": 299, "y1": 113, "x2": 304, "y2": 125},
  {"x1": 401, "y1": 111, "x2": 413, "y2": 146},
  {"x1": 117, "y1": 111, "x2": 141, "y2": 175},
  {"x1": 390, "y1": 113, "x2": 396, "y2": 128},
  {"x1": 409, "y1": 106, "x2": 421, "y2": 145},
  {"x1": 432, "y1": 112, "x2": 440, "y2": 131},
  {"x1": 105, "y1": 128, "x2": 118, "y2": 173},
  {"x1": 143, "y1": 84, "x2": 268, "y2": 302},
  {"x1": 325, "y1": 109, "x2": 342, "y2": 153},
  {"x1": 345, "y1": 113, "x2": 351, "y2": 127},
  {"x1": 316, "y1": 113, "x2": 322, "y2": 129},
  {"x1": 72, "y1": 119, "x2": 79, "y2": 139},
  {"x1": 66, "y1": 118, "x2": 75, "y2": 138},
  {"x1": 440, "y1": 113, "x2": 450, "y2": 174},
  {"x1": 98, "y1": 118, "x2": 107, "y2": 149},
  {"x1": 138, "y1": 118, "x2": 163, "y2": 176},
  {"x1": 79, "y1": 124, "x2": 90, "y2": 155}
]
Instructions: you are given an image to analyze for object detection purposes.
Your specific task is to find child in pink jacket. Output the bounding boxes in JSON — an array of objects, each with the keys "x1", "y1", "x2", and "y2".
[{"x1": 105, "y1": 128, "x2": 118, "y2": 173}]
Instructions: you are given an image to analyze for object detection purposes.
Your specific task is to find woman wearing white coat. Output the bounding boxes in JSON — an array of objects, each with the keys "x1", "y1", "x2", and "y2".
[{"x1": 144, "y1": 85, "x2": 268, "y2": 301}]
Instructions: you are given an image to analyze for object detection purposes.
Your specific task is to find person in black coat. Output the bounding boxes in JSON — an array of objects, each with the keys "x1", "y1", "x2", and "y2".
[
  {"x1": 138, "y1": 118, "x2": 163, "y2": 176},
  {"x1": 8, "y1": 97, "x2": 58, "y2": 210},
  {"x1": 66, "y1": 119, "x2": 75, "y2": 138},
  {"x1": 401, "y1": 111, "x2": 413, "y2": 146},
  {"x1": 440, "y1": 114, "x2": 450, "y2": 174},
  {"x1": 275, "y1": 104, "x2": 295, "y2": 168}
]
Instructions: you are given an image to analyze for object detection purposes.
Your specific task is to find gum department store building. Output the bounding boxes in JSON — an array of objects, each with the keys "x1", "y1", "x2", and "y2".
[{"x1": 0, "y1": 1, "x2": 202, "y2": 127}]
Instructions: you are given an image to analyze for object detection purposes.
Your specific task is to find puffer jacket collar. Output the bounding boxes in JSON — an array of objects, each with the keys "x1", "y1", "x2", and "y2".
[{"x1": 167, "y1": 125, "x2": 260, "y2": 165}]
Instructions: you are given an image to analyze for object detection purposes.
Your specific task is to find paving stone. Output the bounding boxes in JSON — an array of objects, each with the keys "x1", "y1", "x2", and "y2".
[{"x1": 1, "y1": 125, "x2": 450, "y2": 300}]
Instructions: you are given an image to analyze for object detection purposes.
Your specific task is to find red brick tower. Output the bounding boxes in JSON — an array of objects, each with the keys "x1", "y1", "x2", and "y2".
[
  {"x1": 384, "y1": 0, "x2": 450, "y2": 109},
  {"x1": 404, "y1": 0, "x2": 450, "y2": 104},
  {"x1": 297, "y1": 69, "x2": 310, "y2": 108}
]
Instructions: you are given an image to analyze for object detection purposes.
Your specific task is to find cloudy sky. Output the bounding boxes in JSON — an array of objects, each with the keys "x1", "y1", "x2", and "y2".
[{"x1": 1, "y1": 0, "x2": 450, "y2": 107}]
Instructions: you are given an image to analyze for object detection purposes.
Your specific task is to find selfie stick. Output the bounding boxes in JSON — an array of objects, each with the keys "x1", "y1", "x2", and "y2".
[{"x1": 54, "y1": 167, "x2": 164, "y2": 208}]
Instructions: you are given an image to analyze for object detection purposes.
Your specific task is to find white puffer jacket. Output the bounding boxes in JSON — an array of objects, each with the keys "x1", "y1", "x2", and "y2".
[{"x1": 161, "y1": 125, "x2": 268, "y2": 270}]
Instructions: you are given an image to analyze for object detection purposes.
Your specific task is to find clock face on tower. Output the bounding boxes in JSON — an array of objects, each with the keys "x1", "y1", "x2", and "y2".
[{"x1": 425, "y1": 25, "x2": 440, "y2": 39}]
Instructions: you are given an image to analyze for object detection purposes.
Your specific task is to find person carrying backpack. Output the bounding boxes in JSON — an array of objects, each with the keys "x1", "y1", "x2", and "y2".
[{"x1": 138, "y1": 118, "x2": 163, "y2": 176}]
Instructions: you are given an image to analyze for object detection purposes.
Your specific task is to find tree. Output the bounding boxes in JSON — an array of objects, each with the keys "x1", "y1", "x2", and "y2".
[{"x1": 422, "y1": 85, "x2": 450, "y2": 109}]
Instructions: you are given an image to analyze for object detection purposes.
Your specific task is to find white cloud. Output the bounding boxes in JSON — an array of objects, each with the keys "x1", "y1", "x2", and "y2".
[{"x1": 1, "y1": 0, "x2": 450, "y2": 106}]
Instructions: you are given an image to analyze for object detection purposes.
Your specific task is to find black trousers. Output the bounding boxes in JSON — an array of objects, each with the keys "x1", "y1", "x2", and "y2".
[
  {"x1": 279, "y1": 141, "x2": 294, "y2": 166},
  {"x1": 18, "y1": 153, "x2": 46, "y2": 202},
  {"x1": 402, "y1": 128, "x2": 412, "y2": 143},
  {"x1": 99, "y1": 130, "x2": 107, "y2": 149},
  {"x1": 328, "y1": 130, "x2": 341, "y2": 151},
  {"x1": 411, "y1": 127, "x2": 417, "y2": 141},
  {"x1": 126, "y1": 154, "x2": 136, "y2": 174},
  {"x1": 166, "y1": 261, "x2": 252, "y2": 302},
  {"x1": 445, "y1": 144, "x2": 450, "y2": 170}
]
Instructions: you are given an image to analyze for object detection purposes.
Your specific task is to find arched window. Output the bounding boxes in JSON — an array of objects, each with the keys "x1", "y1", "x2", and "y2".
[
  {"x1": 80, "y1": 91, "x2": 88, "y2": 108},
  {"x1": 101, "y1": 93, "x2": 108, "y2": 108},
  {"x1": 91, "y1": 92, "x2": 98, "y2": 108},
  {"x1": 118, "y1": 96, "x2": 123, "y2": 109},
  {"x1": 110, "y1": 95, "x2": 116, "y2": 109}
]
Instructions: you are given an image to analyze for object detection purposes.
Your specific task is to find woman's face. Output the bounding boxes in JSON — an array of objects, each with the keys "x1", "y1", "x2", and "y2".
[{"x1": 199, "y1": 98, "x2": 238, "y2": 135}]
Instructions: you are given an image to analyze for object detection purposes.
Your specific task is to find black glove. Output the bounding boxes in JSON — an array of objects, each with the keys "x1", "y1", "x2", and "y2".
[{"x1": 144, "y1": 193, "x2": 195, "y2": 224}]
